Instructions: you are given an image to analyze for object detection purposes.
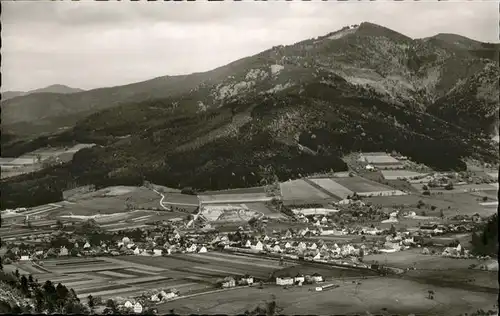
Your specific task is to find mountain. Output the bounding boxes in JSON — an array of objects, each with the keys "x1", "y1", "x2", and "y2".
[
  {"x1": 3, "y1": 22, "x2": 498, "y2": 138},
  {"x1": 1, "y1": 22, "x2": 499, "y2": 209},
  {"x1": 1, "y1": 84, "x2": 84, "y2": 101}
]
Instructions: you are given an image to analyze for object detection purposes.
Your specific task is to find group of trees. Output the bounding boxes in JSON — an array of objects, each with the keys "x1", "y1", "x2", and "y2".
[
  {"x1": 0, "y1": 268, "x2": 87, "y2": 314},
  {"x1": 470, "y1": 213, "x2": 498, "y2": 256}
]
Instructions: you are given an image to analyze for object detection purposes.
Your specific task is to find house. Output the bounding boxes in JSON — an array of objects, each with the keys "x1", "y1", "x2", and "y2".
[
  {"x1": 284, "y1": 242, "x2": 292, "y2": 249},
  {"x1": 263, "y1": 235, "x2": 270, "y2": 242},
  {"x1": 276, "y1": 277, "x2": 294, "y2": 286},
  {"x1": 20, "y1": 255, "x2": 30, "y2": 261},
  {"x1": 123, "y1": 301, "x2": 133, "y2": 309},
  {"x1": 186, "y1": 244, "x2": 197, "y2": 253},
  {"x1": 133, "y1": 247, "x2": 141, "y2": 255},
  {"x1": 321, "y1": 216, "x2": 328, "y2": 224},
  {"x1": 198, "y1": 246, "x2": 208, "y2": 253},
  {"x1": 311, "y1": 273, "x2": 323, "y2": 283},
  {"x1": 365, "y1": 164, "x2": 375, "y2": 171},
  {"x1": 153, "y1": 249, "x2": 163, "y2": 256},
  {"x1": 294, "y1": 274, "x2": 305, "y2": 284},
  {"x1": 297, "y1": 242, "x2": 307, "y2": 251},
  {"x1": 221, "y1": 277, "x2": 236, "y2": 288},
  {"x1": 251, "y1": 241, "x2": 263, "y2": 251},
  {"x1": 272, "y1": 244, "x2": 282, "y2": 253},
  {"x1": 244, "y1": 240, "x2": 252, "y2": 248},
  {"x1": 83, "y1": 242, "x2": 91, "y2": 249},
  {"x1": 59, "y1": 246, "x2": 69, "y2": 256},
  {"x1": 239, "y1": 275, "x2": 254, "y2": 285},
  {"x1": 313, "y1": 252, "x2": 321, "y2": 260},
  {"x1": 133, "y1": 302, "x2": 143, "y2": 314},
  {"x1": 308, "y1": 243, "x2": 318, "y2": 250}
]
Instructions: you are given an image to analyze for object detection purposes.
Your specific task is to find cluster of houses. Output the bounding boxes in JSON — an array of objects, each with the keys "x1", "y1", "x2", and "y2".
[{"x1": 275, "y1": 273, "x2": 323, "y2": 286}]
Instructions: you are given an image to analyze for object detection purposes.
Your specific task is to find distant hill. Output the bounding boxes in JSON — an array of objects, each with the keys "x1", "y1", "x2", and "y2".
[{"x1": 1, "y1": 84, "x2": 84, "y2": 101}]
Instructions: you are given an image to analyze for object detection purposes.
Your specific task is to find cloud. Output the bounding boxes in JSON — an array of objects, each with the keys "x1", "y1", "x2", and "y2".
[{"x1": 2, "y1": 1, "x2": 498, "y2": 91}]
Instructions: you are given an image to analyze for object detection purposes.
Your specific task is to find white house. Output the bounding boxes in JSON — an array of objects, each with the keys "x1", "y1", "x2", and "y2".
[
  {"x1": 311, "y1": 273, "x2": 323, "y2": 283},
  {"x1": 272, "y1": 245, "x2": 282, "y2": 253},
  {"x1": 133, "y1": 247, "x2": 141, "y2": 255},
  {"x1": 245, "y1": 240, "x2": 252, "y2": 248},
  {"x1": 309, "y1": 243, "x2": 318, "y2": 250},
  {"x1": 365, "y1": 164, "x2": 375, "y2": 171},
  {"x1": 20, "y1": 255, "x2": 30, "y2": 261},
  {"x1": 240, "y1": 275, "x2": 254, "y2": 285},
  {"x1": 297, "y1": 242, "x2": 307, "y2": 251},
  {"x1": 276, "y1": 277, "x2": 294, "y2": 286},
  {"x1": 313, "y1": 252, "x2": 321, "y2": 260},
  {"x1": 186, "y1": 244, "x2": 197, "y2": 253},
  {"x1": 153, "y1": 249, "x2": 163, "y2": 256},
  {"x1": 133, "y1": 302, "x2": 143, "y2": 314},
  {"x1": 294, "y1": 274, "x2": 305, "y2": 284},
  {"x1": 251, "y1": 241, "x2": 263, "y2": 251},
  {"x1": 124, "y1": 301, "x2": 133, "y2": 308},
  {"x1": 222, "y1": 277, "x2": 236, "y2": 288},
  {"x1": 284, "y1": 242, "x2": 292, "y2": 249},
  {"x1": 263, "y1": 235, "x2": 270, "y2": 242},
  {"x1": 321, "y1": 216, "x2": 328, "y2": 224},
  {"x1": 198, "y1": 246, "x2": 208, "y2": 253},
  {"x1": 83, "y1": 242, "x2": 91, "y2": 249}
]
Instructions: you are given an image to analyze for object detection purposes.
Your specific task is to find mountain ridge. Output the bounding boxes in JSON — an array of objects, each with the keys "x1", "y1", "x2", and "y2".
[
  {"x1": 2, "y1": 22, "x2": 498, "y2": 137},
  {"x1": 1, "y1": 84, "x2": 84, "y2": 101}
]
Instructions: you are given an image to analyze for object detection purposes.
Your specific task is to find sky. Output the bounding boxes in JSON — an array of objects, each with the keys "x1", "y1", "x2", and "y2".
[{"x1": 2, "y1": 0, "x2": 499, "y2": 92}]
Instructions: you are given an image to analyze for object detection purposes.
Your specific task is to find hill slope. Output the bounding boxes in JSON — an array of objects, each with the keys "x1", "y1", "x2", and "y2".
[
  {"x1": 2, "y1": 22, "x2": 498, "y2": 137},
  {"x1": 1, "y1": 22, "x2": 499, "y2": 209},
  {"x1": 1, "y1": 84, "x2": 84, "y2": 101}
]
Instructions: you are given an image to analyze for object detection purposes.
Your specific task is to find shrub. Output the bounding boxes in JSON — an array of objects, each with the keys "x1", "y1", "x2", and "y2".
[{"x1": 422, "y1": 190, "x2": 431, "y2": 196}]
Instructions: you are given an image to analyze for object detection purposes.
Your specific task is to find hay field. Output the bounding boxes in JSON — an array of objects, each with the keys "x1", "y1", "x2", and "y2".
[
  {"x1": 334, "y1": 176, "x2": 396, "y2": 194},
  {"x1": 280, "y1": 180, "x2": 330, "y2": 201},
  {"x1": 309, "y1": 178, "x2": 353, "y2": 199},
  {"x1": 381, "y1": 170, "x2": 428, "y2": 180}
]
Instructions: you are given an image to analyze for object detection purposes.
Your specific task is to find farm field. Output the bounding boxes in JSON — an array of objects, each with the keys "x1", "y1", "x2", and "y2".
[
  {"x1": 309, "y1": 178, "x2": 353, "y2": 199},
  {"x1": 162, "y1": 193, "x2": 199, "y2": 206},
  {"x1": 243, "y1": 202, "x2": 284, "y2": 219},
  {"x1": 198, "y1": 193, "x2": 271, "y2": 204},
  {"x1": 280, "y1": 180, "x2": 331, "y2": 201},
  {"x1": 11, "y1": 256, "x2": 220, "y2": 300},
  {"x1": 361, "y1": 153, "x2": 400, "y2": 164},
  {"x1": 381, "y1": 170, "x2": 428, "y2": 180},
  {"x1": 117, "y1": 252, "x2": 293, "y2": 280},
  {"x1": 157, "y1": 276, "x2": 497, "y2": 315},
  {"x1": 200, "y1": 187, "x2": 267, "y2": 195},
  {"x1": 333, "y1": 176, "x2": 404, "y2": 195}
]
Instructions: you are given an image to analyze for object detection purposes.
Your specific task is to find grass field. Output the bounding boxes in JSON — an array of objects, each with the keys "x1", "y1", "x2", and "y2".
[
  {"x1": 381, "y1": 170, "x2": 428, "y2": 180},
  {"x1": 334, "y1": 176, "x2": 398, "y2": 194},
  {"x1": 280, "y1": 180, "x2": 331, "y2": 201},
  {"x1": 242, "y1": 202, "x2": 283, "y2": 219},
  {"x1": 198, "y1": 193, "x2": 271, "y2": 204},
  {"x1": 361, "y1": 153, "x2": 400, "y2": 164},
  {"x1": 158, "y1": 276, "x2": 497, "y2": 315},
  {"x1": 309, "y1": 178, "x2": 354, "y2": 199},
  {"x1": 200, "y1": 187, "x2": 267, "y2": 195}
]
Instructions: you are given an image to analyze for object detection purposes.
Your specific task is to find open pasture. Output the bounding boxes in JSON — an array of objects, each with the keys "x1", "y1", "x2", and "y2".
[
  {"x1": 280, "y1": 179, "x2": 331, "y2": 201},
  {"x1": 158, "y1": 276, "x2": 497, "y2": 316}
]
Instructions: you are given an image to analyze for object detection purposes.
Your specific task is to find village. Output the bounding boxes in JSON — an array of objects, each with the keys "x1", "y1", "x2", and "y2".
[{"x1": 1, "y1": 151, "x2": 498, "y2": 315}]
